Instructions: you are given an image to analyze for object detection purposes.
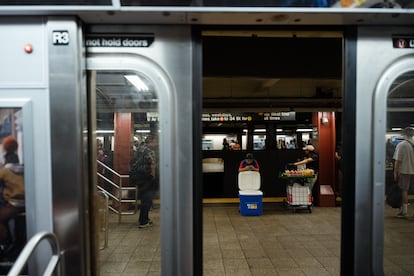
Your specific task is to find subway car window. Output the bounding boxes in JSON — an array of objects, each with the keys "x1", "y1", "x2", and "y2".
[
  {"x1": 92, "y1": 70, "x2": 161, "y2": 273},
  {"x1": 384, "y1": 71, "x2": 414, "y2": 273},
  {"x1": 0, "y1": 108, "x2": 25, "y2": 274}
]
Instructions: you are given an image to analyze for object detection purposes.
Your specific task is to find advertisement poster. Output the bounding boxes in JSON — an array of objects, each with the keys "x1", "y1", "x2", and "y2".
[
  {"x1": 121, "y1": 0, "x2": 414, "y2": 8},
  {"x1": 0, "y1": 0, "x2": 412, "y2": 8}
]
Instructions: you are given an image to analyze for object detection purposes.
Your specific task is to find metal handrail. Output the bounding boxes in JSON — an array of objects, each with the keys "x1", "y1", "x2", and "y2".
[
  {"x1": 97, "y1": 160, "x2": 137, "y2": 223},
  {"x1": 8, "y1": 231, "x2": 61, "y2": 276},
  {"x1": 97, "y1": 160, "x2": 122, "y2": 178},
  {"x1": 97, "y1": 190, "x2": 109, "y2": 250},
  {"x1": 97, "y1": 174, "x2": 135, "y2": 201}
]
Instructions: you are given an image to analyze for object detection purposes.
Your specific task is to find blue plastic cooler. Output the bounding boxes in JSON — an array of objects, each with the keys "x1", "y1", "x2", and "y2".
[{"x1": 238, "y1": 171, "x2": 263, "y2": 216}]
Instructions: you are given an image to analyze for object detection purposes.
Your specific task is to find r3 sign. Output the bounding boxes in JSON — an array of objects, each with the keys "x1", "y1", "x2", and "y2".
[{"x1": 52, "y1": 31, "x2": 69, "y2": 45}]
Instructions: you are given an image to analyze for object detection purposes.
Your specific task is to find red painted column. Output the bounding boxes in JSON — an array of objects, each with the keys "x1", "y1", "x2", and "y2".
[
  {"x1": 313, "y1": 112, "x2": 337, "y2": 206},
  {"x1": 314, "y1": 112, "x2": 336, "y2": 188},
  {"x1": 113, "y1": 113, "x2": 133, "y2": 175}
]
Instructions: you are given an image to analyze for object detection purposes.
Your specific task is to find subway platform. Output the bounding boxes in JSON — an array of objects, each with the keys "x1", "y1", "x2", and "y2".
[{"x1": 99, "y1": 203, "x2": 414, "y2": 275}]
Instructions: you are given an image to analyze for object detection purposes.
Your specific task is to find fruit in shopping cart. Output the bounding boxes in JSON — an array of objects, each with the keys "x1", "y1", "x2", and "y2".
[
  {"x1": 283, "y1": 169, "x2": 314, "y2": 177},
  {"x1": 284, "y1": 170, "x2": 303, "y2": 176},
  {"x1": 301, "y1": 169, "x2": 314, "y2": 176}
]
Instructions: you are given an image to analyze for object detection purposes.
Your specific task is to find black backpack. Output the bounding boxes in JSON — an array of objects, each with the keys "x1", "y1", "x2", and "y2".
[{"x1": 129, "y1": 153, "x2": 148, "y2": 183}]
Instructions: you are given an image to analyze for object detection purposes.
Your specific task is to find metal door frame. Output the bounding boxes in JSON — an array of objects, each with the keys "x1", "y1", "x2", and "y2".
[
  {"x1": 354, "y1": 26, "x2": 414, "y2": 275},
  {"x1": 372, "y1": 54, "x2": 414, "y2": 274},
  {"x1": 86, "y1": 25, "x2": 195, "y2": 275}
]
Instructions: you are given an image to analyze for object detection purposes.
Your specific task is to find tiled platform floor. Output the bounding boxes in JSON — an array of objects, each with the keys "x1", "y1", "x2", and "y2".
[{"x1": 98, "y1": 203, "x2": 414, "y2": 275}]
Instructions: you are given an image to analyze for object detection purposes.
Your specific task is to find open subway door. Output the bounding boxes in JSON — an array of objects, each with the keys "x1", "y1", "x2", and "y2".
[
  {"x1": 351, "y1": 27, "x2": 414, "y2": 275},
  {"x1": 86, "y1": 25, "x2": 195, "y2": 275}
]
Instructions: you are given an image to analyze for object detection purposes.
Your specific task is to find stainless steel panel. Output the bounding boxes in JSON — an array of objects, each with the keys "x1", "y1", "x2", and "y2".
[
  {"x1": 0, "y1": 17, "x2": 47, "y2": 86},
  {"x1": 47, "y1": 17, "x2": 89, "y2": 275},
  {"x1": 87, "y1": 25, "x2": 193, "y2": 275},
  {"x1": 0, "y1": 17, "x2": 54, "y2": 274},
  {"x1": 356, "y1": 26, "x2": 414, "y2": 275},
  {"x1": 373, "y1": 57, "x2": 414, "y2": 275}
]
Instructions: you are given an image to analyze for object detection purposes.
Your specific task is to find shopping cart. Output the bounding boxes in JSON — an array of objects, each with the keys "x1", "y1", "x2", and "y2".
[{"x1": 279, "y1": 165, "x2": 314, "y2": 213}]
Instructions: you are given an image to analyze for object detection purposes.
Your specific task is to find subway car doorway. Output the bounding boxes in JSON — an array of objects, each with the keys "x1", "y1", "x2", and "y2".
[{"x1": 200, "y1": 30, "x2": 344, "y2": 275}]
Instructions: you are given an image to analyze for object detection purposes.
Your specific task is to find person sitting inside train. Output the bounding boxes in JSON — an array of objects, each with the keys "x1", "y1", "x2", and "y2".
[
  {"x1": 1, "y1": 136, "x2": 19, "y2": 166},
  {"x1": 239, "y1": 153, "x2": 260, "y2": 172},
  {"x1": 0, "y1": 163, "x2": 24, "y2": 256}
]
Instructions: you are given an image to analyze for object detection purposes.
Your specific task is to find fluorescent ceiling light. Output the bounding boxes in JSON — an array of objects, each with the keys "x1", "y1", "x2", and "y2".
[
  {"x1": 96, "y1": 130, "x2": 114, "y2": 134},
  {"x1": 392, "y1": 127, "x2": 402, "y2": 131},
  {"x1": 125, "y1": 75, "x2": 149, "y2": 92},
  {"x1": 276, "y1": 129, "x2": 283, "y2": 132},
  {"x1": 136, "y1": 130, "x2": 151, "y2": 133},
  {"x1": 296, "y1": 128, "x2": 313, "y2": 132},
  {"x1": 254, "y1": 129, "x2": 266, "y2": 132}
]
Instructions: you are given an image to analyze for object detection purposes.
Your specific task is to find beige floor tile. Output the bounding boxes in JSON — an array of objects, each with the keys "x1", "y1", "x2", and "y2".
[
  {"x1": 203, "y1": 269, "x2": 226, "y2": 276},
  {"x1": 271, "y1": 257, "x2": 299, "y2": 269},
  {"x1": 315, "y1": 256, "x2": 340, "y2": 269},
  {"x1": 224, "y1": 268, "x2": 253, "y2": 275},
  {"x1": 276, "y1": 268, "x2": 306, "y2": 275},
  {"x1": 100, "y1": 261, "x2": 127, "y2": 273},
  {"x1": 203, "y1": 258, "x2": 225, "y2": 271},
  {"x1": 221, "y1": 248, "x2": 246, "y2": 259},
  {"x1": 223, "y1": 258, "x2": 250, "y2": 270},
  {"x1": 246, "y1": 257, "x2": 274, "y2": 269},
  {"x1": 301, "y1": 267, "x2": 331, "y2": 276},
  {"x1": 96, "y1": 203, "x2": 414, "y2": 275},
  {"x1": 294, "y1": 257, "x2": 323, "y2": 268},
  {"x1": 250, "y1": 268, "x2": 278, "y2": 275},
  {"x1": 242, "y1": 248, "x2": 268, "y2": 259}
]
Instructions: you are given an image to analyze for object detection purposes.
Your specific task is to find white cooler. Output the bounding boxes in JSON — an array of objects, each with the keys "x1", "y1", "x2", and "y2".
[{"x1": 238, "y1": 171, "x2": 263, "y2": 216}]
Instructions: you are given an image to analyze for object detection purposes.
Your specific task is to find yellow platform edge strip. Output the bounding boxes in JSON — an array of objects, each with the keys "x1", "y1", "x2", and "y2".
[
  {"x1": 146, "y1": 195, "x2": 414, "y2": 205},
  {"x1": 202, "y1": 197, "x2": 342, "y2": 204}
]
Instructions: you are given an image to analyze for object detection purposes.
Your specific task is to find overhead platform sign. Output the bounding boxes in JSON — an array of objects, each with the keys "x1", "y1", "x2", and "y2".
[
  {"x1": 202, "y1": 112, "x2": 295, "y2": 122},
  {"x1": 141, "y1": 112, "x2": 296, "y2": 123}
]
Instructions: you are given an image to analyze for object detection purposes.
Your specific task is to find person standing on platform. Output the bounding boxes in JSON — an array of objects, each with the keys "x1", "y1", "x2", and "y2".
[
  {"x1": 239, "y1": 153, "x2": 260, "y2": 172},
  {"x1": 231, "y1": 140, "x2": 241, "y2": 150},
  {"x1": 222, "y1": 138, "x2": 230, "y2": 151},
  {"x1": 393, "y1": 127, "x2": 414, "y2": 218},
  {"x1": 130, "y1": 135, "x2": 158, "y2": 228},
  {"x1": 293, "y1": 145, "x2": 319, "y2": 191},
  {"x1": 386, "y1": 138, "x2": 396, "y2": 164},
  {"x1": 335, "y1": 145, "x2": 343, "y2": 195}
]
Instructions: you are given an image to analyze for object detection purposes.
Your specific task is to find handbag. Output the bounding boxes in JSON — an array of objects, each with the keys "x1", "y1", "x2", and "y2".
[{"x1": 386, "y1": 183, "x2": 402, "y2": 208}]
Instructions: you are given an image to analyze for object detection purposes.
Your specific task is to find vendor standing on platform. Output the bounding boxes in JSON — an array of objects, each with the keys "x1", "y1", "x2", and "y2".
[
  {"x1": 293, "y1": 145, "x2": 318, "y2": 191},
  {"x1": 239, "y1": 153, "x2": 260, "y2": 172}
]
